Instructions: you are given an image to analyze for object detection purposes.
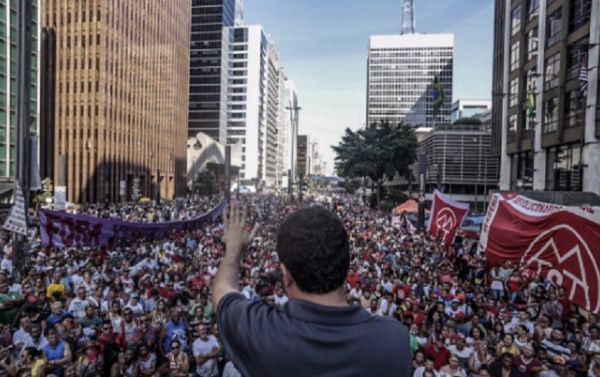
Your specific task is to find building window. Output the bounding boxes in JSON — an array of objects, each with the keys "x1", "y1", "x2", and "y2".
[
  {"x1": 564, "y1": 90, "x2": 585, "y2": 128},
  {"x1": 509, "y1": 78, "x2": 519, "y2": 107},
  {"x1": 545, "y1": 144, "x2": 582, "y2": 191},
  {"x1": 527, "y1": 27, "x2": 538, "y2": 61},
  {"x1": 543, "y1": 97, "x2": 559, "y2": 133},
  {"x1": 508, "y1": 113, "x2": 518, "y2": 143},
  {"x1": 570, "y1": 0, "x2": 591, "y2": 32},
  {"x1": 510, "y1": 41, "x2": 520, "y2": 72},
  {"x1": 546, "y1": 8, "x2": 562, "y2": 47},
  {"x1": 544, "y1": 53, "x2": 560, "y2": 90},
  {"x1": 510, "y1": 151, "x2": 534, "y2": 190},
  {"x1": 511, "y1": 5, "x2": 522, "y2": 36},
  {"x1": 566, "y1": 39, "x2": 589, "y2": 81},
  {"x1": 528, "y1": 0, "x2": 540, "y2": 19}
]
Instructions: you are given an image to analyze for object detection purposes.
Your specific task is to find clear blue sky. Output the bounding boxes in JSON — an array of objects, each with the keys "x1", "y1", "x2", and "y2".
[{"x1": 245, "y1": 0, "x2": 495, "y2": 175}]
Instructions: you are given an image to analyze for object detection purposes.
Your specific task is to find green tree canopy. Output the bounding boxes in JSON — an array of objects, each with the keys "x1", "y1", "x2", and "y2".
[{"x1": 332, "y1": 122, "x2": 417, "y2": 205}]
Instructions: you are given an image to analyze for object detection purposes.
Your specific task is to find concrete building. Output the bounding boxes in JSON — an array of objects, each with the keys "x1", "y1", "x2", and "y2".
[
  {"x1": 224, "y1": 25, "x2": 284, "y2": 187},
  {"x1": 223, "y1": 25, "x2": 267, "y2": 184},
  {"x1": 188, "y1": 0, "x2": 237, "y2": 143},
  {"x1": 492, "y1": 0, "x2": 600, "y2": 194},
  {"x1": 452, "y1": 99, "x2": 492, "y2": 123},
  {"x1": 265, "y1": 40, "x2": 279, "y2": 187},
  {"x1": 0, "y1": 0, "x2": 40, "y2": 198},
  {"x1": 417, "y1": 120, "x2": 499, "y2": 213},
  {"x1": 42, "y1": 0, "x2": 190, "y2": 203},
  {"x1": 367, "y1": 33, "x2": 454, "y2": 127}
]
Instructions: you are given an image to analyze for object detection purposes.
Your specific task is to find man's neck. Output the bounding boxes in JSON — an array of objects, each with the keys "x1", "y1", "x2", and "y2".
[{"x1": 288, "y1": 286, "x2": 347, "y2": 308}]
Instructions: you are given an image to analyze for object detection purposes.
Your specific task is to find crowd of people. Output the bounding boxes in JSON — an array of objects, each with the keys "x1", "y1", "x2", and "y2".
[{"x1": 0, "y1": 192, "x2": 596, "y2": 377}]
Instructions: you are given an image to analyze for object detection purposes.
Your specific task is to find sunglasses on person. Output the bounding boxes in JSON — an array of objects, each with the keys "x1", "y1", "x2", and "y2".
[{"x1": 172, "y1": 346, "x2": 180, "y2": 350}]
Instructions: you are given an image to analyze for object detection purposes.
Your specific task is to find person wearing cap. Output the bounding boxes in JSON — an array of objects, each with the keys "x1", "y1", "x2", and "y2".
[{"x1": 75, "y1": 342, "x2": 103, "y2": 376}]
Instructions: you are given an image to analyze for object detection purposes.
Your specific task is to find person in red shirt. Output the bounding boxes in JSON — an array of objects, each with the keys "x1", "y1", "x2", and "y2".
[
  {"x1": 346, "y1": 268, "x2": 360, "y2": 289},
  {"x1": 424, "y1": 335, "x2": 451, "y2": 370}
]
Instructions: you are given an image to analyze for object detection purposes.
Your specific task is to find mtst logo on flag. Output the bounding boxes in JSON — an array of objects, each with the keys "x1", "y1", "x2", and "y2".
[
  {"x1": 427, "y1": 190, "x2": 469, "y2": 247},
  {"x1": 479, "y1": 193, "x2": 600, "y2": 314}
]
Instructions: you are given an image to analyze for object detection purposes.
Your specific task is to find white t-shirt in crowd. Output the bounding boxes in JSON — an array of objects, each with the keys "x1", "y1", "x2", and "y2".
[
  {"x1": 192, "y1": 335, "x2": 219, "y2": 377},
  {"x1": 68, "y1": 298, "x2": 90, "y2": 319},
  {"x1": 274, "y1": 295, "x2": 288, "y2": 306}
]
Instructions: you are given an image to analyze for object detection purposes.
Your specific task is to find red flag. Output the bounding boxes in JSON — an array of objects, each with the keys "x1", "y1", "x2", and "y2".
[
  {"x1": 479, "y1": 193, "x2": 600, "y2": 314},
  {"x1": 428, "y1": 190, "x2": 469, "y2": 247}
]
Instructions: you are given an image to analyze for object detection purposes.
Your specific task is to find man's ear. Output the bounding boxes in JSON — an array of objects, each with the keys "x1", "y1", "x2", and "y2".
[{"x1": 280, "y1": 263, "x2": 294, "y2": 289}]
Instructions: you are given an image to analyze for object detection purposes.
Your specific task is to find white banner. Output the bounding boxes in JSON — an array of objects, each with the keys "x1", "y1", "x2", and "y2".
[{"x1": 2, "y1": 181, "x2": 28, "y2": 235}]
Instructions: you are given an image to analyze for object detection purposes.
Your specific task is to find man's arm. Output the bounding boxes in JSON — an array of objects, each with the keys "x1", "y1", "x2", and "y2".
[{"x1": 212, "y1": 202, "x2": 258, "y2": 310}]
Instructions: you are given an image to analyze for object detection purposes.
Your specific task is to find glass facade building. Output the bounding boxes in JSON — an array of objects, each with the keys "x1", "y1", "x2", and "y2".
[
  {"x1": 189, "y1": 0, "x2": 236, "y2": 144},
  {"x1": 367, "y1": 33, "x2": 454, "y2": 127},
  {"x1": 0, "y1": 0, "x2": 39, "y2": 180}
]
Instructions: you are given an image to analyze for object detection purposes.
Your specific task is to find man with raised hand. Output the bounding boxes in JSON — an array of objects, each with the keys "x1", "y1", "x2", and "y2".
[{"x1": 213, "y1": 202, "x2": 411, "y2": 377}]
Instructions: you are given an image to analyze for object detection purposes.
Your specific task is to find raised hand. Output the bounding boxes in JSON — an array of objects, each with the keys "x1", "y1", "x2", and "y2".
[{"x1": 223, "y1": 201, "x2": 259, "y2": 253}]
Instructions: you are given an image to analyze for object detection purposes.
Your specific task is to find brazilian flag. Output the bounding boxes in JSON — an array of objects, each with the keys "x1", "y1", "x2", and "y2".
[{"x1": 432, "y1": 75, "x2": 445, "y2": 115}]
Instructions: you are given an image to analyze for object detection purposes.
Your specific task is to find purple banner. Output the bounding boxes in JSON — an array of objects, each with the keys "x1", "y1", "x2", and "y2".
[{"x1": 38, "y1": 201, "x2": 226, "y2": 248}]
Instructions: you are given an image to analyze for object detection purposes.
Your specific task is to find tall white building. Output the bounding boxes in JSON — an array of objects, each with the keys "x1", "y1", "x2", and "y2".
[
  {"x1": 451, "y1": 99, "x2": 492, "y2": 123},
  {"x1": 223, "y1": 25, "x2": 268, "y2": 182},
  {"x1": 265, "y1": 41, "x2": 280, "y2": 187},
  {"x1": 223, "y1": 25, "x2": 284, "y2": 187},
  {"x1": 367, "y1": 33, "x2": 454, "y2": 127}
]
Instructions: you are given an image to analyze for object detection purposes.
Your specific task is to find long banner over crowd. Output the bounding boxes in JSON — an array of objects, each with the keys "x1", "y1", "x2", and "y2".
[
  {"x1": 39, "y1": 201, "x2": 226, "y2": 248},
  {"x1": 479, "y1": 193, "x2": 600, "y2": 314},
  {"x1": 428, "y1": 190, "x2": 469, "y2": 247}
]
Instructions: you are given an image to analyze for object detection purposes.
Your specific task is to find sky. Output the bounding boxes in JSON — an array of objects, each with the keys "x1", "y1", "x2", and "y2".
[{"x1": 245, "y1": 0, "x2": 495, "y2": 175}]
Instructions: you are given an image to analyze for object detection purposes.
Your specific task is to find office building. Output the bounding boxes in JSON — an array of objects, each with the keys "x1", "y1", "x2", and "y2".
[
  {"x1": 416, "y1": 117, "x2": 499, "y2": 213},
  {"x1": 223, "y1": 25, "x2": 267, "y2": 184},
  {"x1": 492, "y1": 0, "x2": 600, "y2": 193},
  {"x1": 189, "y1": 0, "x2": 237, "y2": 144},
  {"x1": 452, "y1": 99, "x2": 492, "y2": 123},
  {"x1": 222, "y1": 25, "x2": 285, "y2": 188},
  {"x1": 367, "y1": 33, "x2": 454, "y2": 127},
  {"x1": 265, "y1": 40, "x2": 279, "y2": 187},
  {"x1": 0, "y1": 0, "x2": 40, "y2": 197},
  {"x1": 42, "y1": 0, "x2": 190, "y2": 203}
]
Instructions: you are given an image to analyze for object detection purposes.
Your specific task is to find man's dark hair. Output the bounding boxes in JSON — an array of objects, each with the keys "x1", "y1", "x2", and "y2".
[{"x1": 276, "y1": 206, "x2": 349, "y2": 294}]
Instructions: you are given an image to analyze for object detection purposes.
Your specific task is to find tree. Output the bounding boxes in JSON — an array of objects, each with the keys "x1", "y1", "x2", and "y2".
[{"x1": 332, "y1": 122, "x2": 417, "y2": 207}]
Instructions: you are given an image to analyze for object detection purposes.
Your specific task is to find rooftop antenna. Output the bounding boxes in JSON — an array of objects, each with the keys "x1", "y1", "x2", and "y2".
[{"x1": 401, "y1": 0, "x2": 416, "y2": 34}]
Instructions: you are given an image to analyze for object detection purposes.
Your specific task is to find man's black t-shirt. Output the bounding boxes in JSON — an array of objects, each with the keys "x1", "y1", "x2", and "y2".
[{"x1": 217, "y1": 293, "x2": 412, "y2": 377}]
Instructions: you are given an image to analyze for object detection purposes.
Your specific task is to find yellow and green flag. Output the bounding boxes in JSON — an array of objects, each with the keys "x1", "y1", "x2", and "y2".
[{"x1": 432, "y1": 76, "x2": 445, "y2": 115}]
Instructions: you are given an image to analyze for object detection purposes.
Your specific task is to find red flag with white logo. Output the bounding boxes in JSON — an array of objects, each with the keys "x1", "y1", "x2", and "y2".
[
  {"x1": 479, "y1": 193, "x2": 600, "y2": 314},
  {"x1": 428, "y1": 190, "x2": 469, "y2": 247}
]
